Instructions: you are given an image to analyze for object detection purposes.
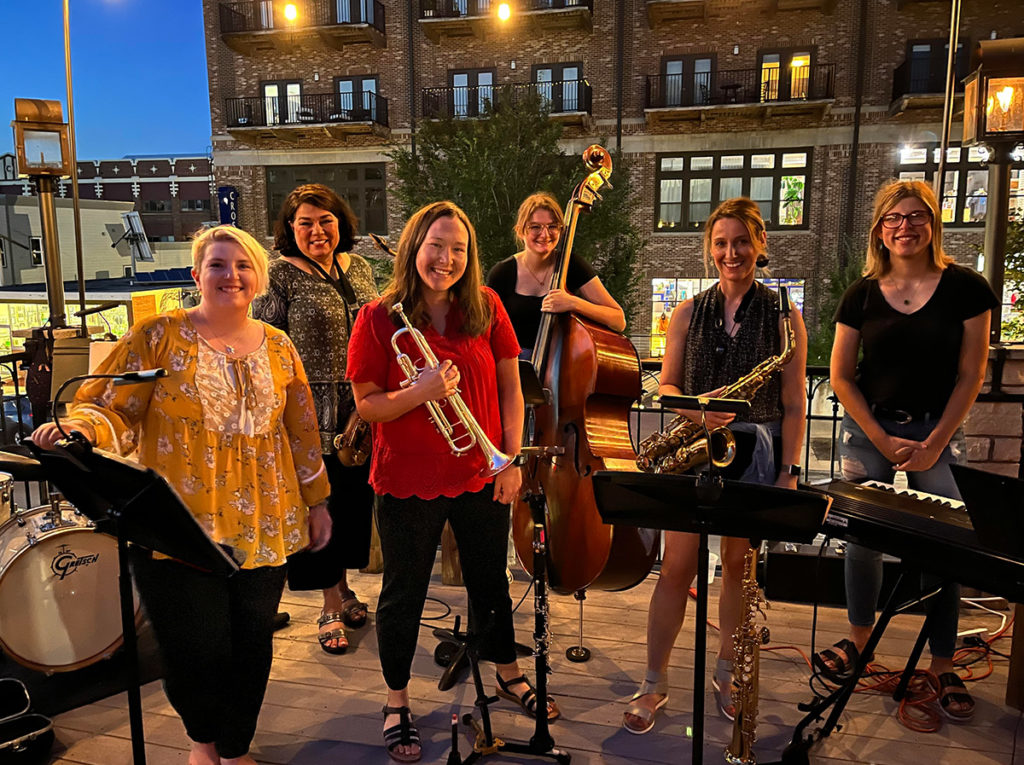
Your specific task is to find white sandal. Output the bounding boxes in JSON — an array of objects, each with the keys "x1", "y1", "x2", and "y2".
[
  {"x1": 711, "y1": 658, "x2": 736, "y2": 722},
  {"x1": 622, "y1": 673, "x2": 669, "y2": 735}
]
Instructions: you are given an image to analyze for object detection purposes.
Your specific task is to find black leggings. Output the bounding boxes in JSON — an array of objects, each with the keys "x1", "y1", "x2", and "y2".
[
  {"x1": 130, "y1": 551, "x2": 287, "y2": 759},
  {"x1": 375, "y1": 486, "x2": 516, "y2": 690}
]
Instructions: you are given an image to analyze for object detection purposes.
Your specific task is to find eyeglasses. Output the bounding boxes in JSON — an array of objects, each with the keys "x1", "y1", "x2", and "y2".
[
  {"x1": 880, "y1": 210, "x2": 932, "y2": 229},
  {"x1": 526, "y1": 224, "x2": 562, "y2": 236}
]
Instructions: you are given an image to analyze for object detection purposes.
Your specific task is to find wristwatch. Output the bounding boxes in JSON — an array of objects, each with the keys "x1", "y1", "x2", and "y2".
[{"x1": 781, "y1": 463, "x2": 801, "y2": 477}]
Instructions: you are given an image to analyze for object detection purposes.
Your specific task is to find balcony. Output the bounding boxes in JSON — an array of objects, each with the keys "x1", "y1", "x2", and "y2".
[
  {"x1": 418, "y1": 0, "x2": 592, "y2": 42},
  {"x1": 644, "y1": 64, "x2": 835, "y2": 125},
  {"x1": 771, "y1": 0, "x2": 837, "y2": 10},
  {"x1": 225, "y1": 92, "x2": 389, "y2": 143},
  {"x1": 890, "y1": 57, "x2": 967, "y2": 116},
  {"x1": 219, "y1": 0, "x2": 385, "y2": 54},
  {"x1": 646, "y1": 0, "x2": 708, "y2": 26},
  {"x1": 422, "y1": 80, "x2": 592, "y2": 125}
]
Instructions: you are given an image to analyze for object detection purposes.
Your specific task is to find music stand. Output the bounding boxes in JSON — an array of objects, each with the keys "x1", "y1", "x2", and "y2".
[
  {"x1": 593, "y1": 468, "x2": 829, "y2": 765},
  {"x1": 29, "y1": 437, "x2": 238, "y2": 765}
]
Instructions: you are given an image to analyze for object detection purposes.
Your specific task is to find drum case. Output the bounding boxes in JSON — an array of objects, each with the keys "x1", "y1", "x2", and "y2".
[{"x1": 0, "y1": 680, "x2": 53, "y2": 764}]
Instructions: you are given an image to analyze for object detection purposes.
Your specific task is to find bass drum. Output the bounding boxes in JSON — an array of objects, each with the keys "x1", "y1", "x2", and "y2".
[{"x1": 0, "y1": 503, "x2": 139, "y2": 673}]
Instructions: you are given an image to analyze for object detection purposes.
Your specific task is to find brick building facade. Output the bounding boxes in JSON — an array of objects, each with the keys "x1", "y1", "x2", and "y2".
[
  {"x1": 0, "y1": 152, "x2": 217, "y2": 244},
  {"x1": 201, "y1": 0, "x2": 1024, "y2": 349}
]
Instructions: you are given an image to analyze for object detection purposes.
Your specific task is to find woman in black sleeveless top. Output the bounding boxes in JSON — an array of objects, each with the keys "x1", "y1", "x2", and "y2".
[
  {"x1": 486, "y1": 192, "x2": 625, "y2": 350},
  {"x1": 623, "y1": 198, "x2": 808, "y2": 734}
]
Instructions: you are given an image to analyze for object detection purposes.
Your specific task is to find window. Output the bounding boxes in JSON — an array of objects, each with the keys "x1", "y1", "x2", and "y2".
[
  {"x1": 265, "y1": 163, "x2": 387, "y2": 236},
  {"x1": 649, "y1": 277, "x2": 805, "y2": 357},
  {"x1": 334, "y1": 75, "x2": 379, "y2": 121},
  {"x1": 896, "y1": 143, "x2": 1024, "y2": 225},
  {"x1": 449, "y1": 69, "x2": 495, "y2": 118},
  {"x1": 661, "y1": 55, "x2": 715, "y2": 107},
  {"x1": 759, "y1": 48, "x2": 813, "y2": 102},
  {"x1": 902, "y1": 39, "x2": 968, "y2": 95},
  {"x1": 0, "y1": 240, "x2": 5, "y2": 268},
  {"x1": 261, "y1": 80, "x2": 302, "y2": 125},
  {"x1": 30, "y1": 237, "x2": 43, "y2": 266},
  {"x1": 181, "y1": 198, "x2": 211, "y2": 212},
  {"x1": 533, "y1": 63, "x2": 583, "y2": 113},
  {"x1": 655, "y1": 149, "x2": 811, "y2": 230},
  {"x1": 336, "y1": 0, "x2": 373, "y2": 23},
  {"x1": 142, "y1": 199, "x2": 171, "y2": 212}
]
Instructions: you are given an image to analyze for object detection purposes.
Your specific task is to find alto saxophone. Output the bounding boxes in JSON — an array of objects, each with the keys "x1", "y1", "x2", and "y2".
[
  {"x1": 725, "y1": 546, "x2": 769, "y2": 765},
  {"x1": 636, "y1": 287, "x2": 796, "y2": 474}
]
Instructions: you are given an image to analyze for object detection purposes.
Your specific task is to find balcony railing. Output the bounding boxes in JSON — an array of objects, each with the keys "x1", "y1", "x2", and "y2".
[
  {"x1": 220, "y1": 0, "x2": 385, "y2": 35},
  {"x1": 225, "y1": 92, "x2": 389, "y2": 129},
  {"x1": 646, "y1": 64, "x2": 836, "y2": 109},
  {"x1": 891, "y1": 57, "x2": 967, "y2": 101},
  {"x1": 422, "y1": 80, "x2": 591, "y2": 119},
  {"x1": 419, "y1": 0, "x2": 590, "y2": 17}
]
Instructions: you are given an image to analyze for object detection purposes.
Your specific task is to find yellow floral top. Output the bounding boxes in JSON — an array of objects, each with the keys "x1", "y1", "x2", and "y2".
[{"x1": 70, "y1": 309, "x2": 330, "y2": 569}]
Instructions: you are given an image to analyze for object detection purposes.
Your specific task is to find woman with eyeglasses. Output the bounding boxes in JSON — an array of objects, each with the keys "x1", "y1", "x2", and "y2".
[
  {"x1": 486, "y1": 192, "x2": 625, "y2": 351},
  {"x1": 623, "y1": 197, "x2": 807, "y2": 734},
  {"x1": 815, "y1": 179, "x2": 996, "y2": 723}
]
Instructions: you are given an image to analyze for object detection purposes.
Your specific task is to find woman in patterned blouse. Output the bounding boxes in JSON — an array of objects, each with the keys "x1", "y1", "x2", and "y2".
[
  {"x1": 32, "y1": 224, "x2": 331, "y2": 765},
  {"x1": 253, "y1": 183, "x2": 379, "y2": 655}
]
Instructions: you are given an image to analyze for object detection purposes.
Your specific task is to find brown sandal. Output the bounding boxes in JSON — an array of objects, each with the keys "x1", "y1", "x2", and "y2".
[
  {"x1": 495, "y1": 674, "x2": 561, "y2": 721},
  {"x1": 317, "y1": 610, "x2": 348, "y2": 655}
]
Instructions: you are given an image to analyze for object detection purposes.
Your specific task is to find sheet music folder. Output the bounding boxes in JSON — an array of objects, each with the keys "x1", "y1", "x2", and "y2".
[
  {"x1": 593, "y1": 470, "x2": 830, "y2": 544},
  {"x1": 32, "y1": 441, "x2": 238, "y2": 576}
]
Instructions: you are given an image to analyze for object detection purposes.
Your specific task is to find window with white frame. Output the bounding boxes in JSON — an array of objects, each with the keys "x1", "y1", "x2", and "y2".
[
  {"x1": 896, "y1": 143, "x2": 1024, "y2": 225},
  {"x1": 656, "y1": 149, "x2": 811, "y2": 231}
]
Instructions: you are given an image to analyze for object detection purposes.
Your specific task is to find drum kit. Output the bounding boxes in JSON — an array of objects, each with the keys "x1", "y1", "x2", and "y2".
[{"x1": 0, "y1": 471, "x2": 138, "y2": 674}]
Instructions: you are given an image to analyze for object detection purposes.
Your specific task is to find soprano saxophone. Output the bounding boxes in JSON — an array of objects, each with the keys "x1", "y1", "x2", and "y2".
[
  {"x1": 636, "y1": 287, "x2": 796, "y2": 474},
  {"x1": 725, "y1": 547, "x2": 770, "y2": 765}
]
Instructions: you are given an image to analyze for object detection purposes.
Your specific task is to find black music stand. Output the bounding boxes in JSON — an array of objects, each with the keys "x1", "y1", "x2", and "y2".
[
  {"x1": 593, "y1": 463, "x2": 829, "y2": 765},
  {"x1": 28, "y1": 436, "x2": 238, "y2": 765}
]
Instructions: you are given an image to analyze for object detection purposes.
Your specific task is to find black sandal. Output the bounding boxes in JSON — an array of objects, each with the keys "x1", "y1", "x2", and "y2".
[
  {"x1": 495, "y1": 674, "x2": 561, "y2": 721},
  {"x1": 936, "y1": 672, "x2": 975, "y2": 722},
  {"x1": 340, "y1": 593, "x2": 369, "y2": 629},
  {"x1": 812, "y1": 639, "x2": 872, "y2": 682},
  {"x1": 382, "y1": 705, "x2": 421, "y2": 763}
]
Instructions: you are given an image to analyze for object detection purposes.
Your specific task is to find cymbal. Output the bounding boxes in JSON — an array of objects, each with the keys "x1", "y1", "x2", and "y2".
[{"x1": 0, "y1": 445, "x2": 45, "y2": 482}]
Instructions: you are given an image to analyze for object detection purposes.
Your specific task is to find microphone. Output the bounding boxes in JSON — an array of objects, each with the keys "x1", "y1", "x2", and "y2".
[
  {"x1": 113, "y1": 368, "x2": 168, "y2": 386},
  {"x1": 73, "y1": 301, "x2": 122, "y2": 318}
]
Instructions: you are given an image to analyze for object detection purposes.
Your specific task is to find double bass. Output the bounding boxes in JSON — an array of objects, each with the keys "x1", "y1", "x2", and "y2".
[{"x1": 512, "y1": 146, "x2": 659, "y2": 595}]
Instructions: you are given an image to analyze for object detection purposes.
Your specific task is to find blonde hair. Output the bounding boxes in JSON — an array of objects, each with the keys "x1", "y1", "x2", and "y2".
[
  {"x1": 864, "y1": 180, "x2": 952, "y2": 279},
  {"x1": 702, "y1": 198, "x2": 768, "y2": 275},
  {"x1": 513, "y1": 192, "x2": 565, "y2": 246},
  {"x1": 380, "y1": 201, "x2": 492, "y2": 337},
  {"x1": 190, "y1": 225, "x2": 270, "y2": 295}
]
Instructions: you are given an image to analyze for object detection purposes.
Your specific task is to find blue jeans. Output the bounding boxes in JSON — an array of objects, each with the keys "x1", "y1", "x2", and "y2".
[{"x1": 838, "y1": 414, "x2": 966, "y2": 659}]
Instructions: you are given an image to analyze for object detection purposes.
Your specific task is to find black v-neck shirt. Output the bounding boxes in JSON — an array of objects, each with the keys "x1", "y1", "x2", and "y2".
[{"x1": 834, "y1": 263, "x2": 997, "y2": 417}]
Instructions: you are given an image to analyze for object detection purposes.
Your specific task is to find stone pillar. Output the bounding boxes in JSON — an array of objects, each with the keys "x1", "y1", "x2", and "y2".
[{"x1": 963, "y1": 344, "x2": 1024, "y2": 479}]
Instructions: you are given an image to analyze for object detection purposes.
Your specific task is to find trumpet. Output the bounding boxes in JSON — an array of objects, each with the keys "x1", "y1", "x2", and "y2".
[{"x1": 391, "y1": 302, "x2": 513, "y2": 477}]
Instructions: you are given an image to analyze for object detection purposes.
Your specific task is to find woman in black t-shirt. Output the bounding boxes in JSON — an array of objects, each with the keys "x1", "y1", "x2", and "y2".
[
  {"x1": 486, "y1": 192, "x2": 625, "y2": 350},
  {"x1": 816, "y1": 179, "x2": 997, "y2": 722}
]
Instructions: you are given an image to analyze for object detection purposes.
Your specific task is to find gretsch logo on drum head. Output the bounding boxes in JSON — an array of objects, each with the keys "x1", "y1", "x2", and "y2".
[{"x1": 50, "y1": 544, "x2": 100, "y2": 580}]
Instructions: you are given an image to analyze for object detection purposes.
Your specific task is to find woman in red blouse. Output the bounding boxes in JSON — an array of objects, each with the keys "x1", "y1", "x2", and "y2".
[{"x1": 348, "y1": 201, "x2": 559, "y2": 763}]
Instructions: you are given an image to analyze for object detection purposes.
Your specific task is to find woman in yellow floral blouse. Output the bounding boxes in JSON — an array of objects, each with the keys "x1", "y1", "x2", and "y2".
[{"x1": 32, "y1": 224, "x2": 331, "y2": 765}]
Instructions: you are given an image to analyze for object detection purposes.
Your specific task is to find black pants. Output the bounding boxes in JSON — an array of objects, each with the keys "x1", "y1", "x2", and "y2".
[
  {"x1": 376, "y1": 486, "x2": 516, "y2": 690},
  {"x1": 130, "y1": 551, "x2": 287, "y2": 759}
]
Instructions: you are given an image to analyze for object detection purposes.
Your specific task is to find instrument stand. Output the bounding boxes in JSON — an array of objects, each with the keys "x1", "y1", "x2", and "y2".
[
  {"x1": 773, "y1": 570, "x2": 942, "y2": 765},
  {"x1": 441, "y1": 490, "x2": 570, "y2": 765},
  {"x1": 565, "y1": 591, "x2": 591, "y2": 662}
]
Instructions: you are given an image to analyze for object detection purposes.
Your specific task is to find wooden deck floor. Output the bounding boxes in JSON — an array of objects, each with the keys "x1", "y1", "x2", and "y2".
[{"x1": 49, "y1": 564, "x2": 1024, "y2": 764}]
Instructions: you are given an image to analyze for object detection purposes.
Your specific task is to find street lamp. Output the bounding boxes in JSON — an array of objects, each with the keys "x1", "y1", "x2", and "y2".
[
  {"x1": 284, "y1": 3, "x2": 298, "y2": 22},
  {"x1": 962, "y1": 37, "x2": 1024, "y2": 343},
  {"x1": 497, "y1": 3, "x2": 511, "y2": 21}
]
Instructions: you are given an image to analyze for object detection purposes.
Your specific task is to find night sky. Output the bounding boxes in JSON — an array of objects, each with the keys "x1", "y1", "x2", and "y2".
[{"x1": 0, "y1": 0, "x2": 211, "y2": 159}]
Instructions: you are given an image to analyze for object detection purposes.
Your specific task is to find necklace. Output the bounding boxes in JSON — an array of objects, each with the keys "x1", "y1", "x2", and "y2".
[
  {"x1": 520, "y1": 256, "x2": 553, "y2": 291},
  {"x1": 194, "y1": 312, "x2": 250, "y2": 356},
  {"x1": 886, "y1": 277, "x2": 926, "y2": 306}
]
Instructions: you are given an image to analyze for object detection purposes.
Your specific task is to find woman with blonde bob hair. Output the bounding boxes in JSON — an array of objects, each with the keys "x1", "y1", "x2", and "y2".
[
  {"x1": 815, "y1": 179, "x2": 997, "y2": 723},
  {"x1": 32, "y1": 223, "x2": 332, "y2": 764},
  {"x1": 487, "y1": 191, "x2": 625, "y2": 351},
  {"x1": 348, "y1": 201, "x2": 559, "y2": 763}
]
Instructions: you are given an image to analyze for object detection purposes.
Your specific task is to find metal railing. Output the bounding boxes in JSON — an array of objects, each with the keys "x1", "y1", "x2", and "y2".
[
  {"x1": 422, "y1": 79, "x2": 592, "y2": 119},
  {"x1": 891, "y1": 56, "x2": 967, "y2": 100},
  {"x1": 646, "y1": 64, "x2": 836, "y2": 109},
  {"x1": 225, "y1": 91, "x2": 389, "y2": 128},
  {"x1": 419, "y1": 0, "x2": 591, "y2": 17},
  {"x1": 220, "y1": 0, "x2": 385, "y2": 34}
]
